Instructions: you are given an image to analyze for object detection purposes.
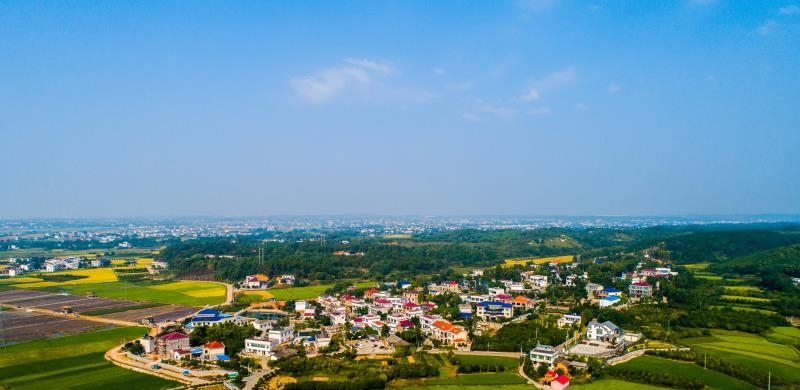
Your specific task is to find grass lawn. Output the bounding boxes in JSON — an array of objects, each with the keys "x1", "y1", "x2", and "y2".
[
  {"x1": 681, "y1": 330, "x2": 800, "y2": 383},
  {"x1": 36, "y1": 280, "x2": 226, "y2": 306},
  {"x1": 683, "y1": 263, "x2": 710, "y2": 270},
  {"x1": 503, "y1": 255, "x2": 573, "y2": 267},
  {"x1": 398, "y1": 385, "x2": 533, "y2": 390},
  {"x1": 425, "y1": 373, "x2": 526, "y2": 386},
  {"x1": 617, "y1": 355, "x2": 759, "y2": 390},
  {"x1": 453, "y1": 355, "x2": 521, "y2": 370},
  {"x1": 766, "y1": 326, "x2": 800, "y2": 345},
  {"x1": 0, "y1": 326, "x2": 177, "y2": 390},
  {"x1": 572, "y1": 379, "x2": 669, "y2": 389}
]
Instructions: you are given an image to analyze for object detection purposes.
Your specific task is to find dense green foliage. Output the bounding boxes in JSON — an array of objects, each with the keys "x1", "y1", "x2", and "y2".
[
  {"x1": 189, "y1": 322, "x2": 261, "y2": 355},
  {"x1": 471, "y1": 320, "x2": 568, "y2": 351}
]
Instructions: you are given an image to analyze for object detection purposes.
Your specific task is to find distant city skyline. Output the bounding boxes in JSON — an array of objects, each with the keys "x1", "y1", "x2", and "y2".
[{"x1": 1, "y1": 1, "x2": 799, "y2": 218}]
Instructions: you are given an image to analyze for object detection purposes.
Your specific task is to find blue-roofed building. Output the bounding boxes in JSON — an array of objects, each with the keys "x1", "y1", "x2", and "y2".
[
  {"x1": 476, "y1": 301, "x2": 513, "y2": 320},
  {"x1": 602, "y1": 287, "x2": 621, "y2": 297},
  {"x1": 599, "y1": 295, "x2": 621, "y2": 308},
  {"x1": 187, "y1": 308, "x2": 236, "y2": 329}
]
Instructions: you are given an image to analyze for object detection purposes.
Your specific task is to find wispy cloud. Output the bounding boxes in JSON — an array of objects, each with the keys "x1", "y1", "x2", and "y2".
[
  {"x1": 608, "y1": 83, "x2": 622, "y2": 93},
  {"x1": 537, "y1": 67, "x2": 577, "y2": 90},
  {"x1": 779, "y1": 4, "x2": 800, "y2": 14},
  {"x1": 290, "y1": 58, "x2": 394, "y2": 102},
  {"x1": 465, "y1": 100, "x2": 519, "y2": 121},
  {"x1": 575, "y1": 102, "x2": 589, "y2": 111},
  {"x1": 757, "y1": 20, "x2": 777, "y2": 35},
  {"x1": 434, "y1": 67, "x2": 446, "y2": 76},
  {"x1": 519, "y1": 87, "x2": 541, "y2": 102}
]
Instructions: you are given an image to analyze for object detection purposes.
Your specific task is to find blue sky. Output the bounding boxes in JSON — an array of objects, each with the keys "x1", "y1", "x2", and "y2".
[{"x1": 1, "y1": 0, "x2": 798, "y2": 218}]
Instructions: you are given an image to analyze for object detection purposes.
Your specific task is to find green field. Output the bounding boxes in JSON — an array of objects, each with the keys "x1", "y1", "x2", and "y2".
[
  {"x1": 617, "y1": 356, "x2": 758, "y2": 390},
  {"x1": 722, "y1": 285, "x2": 764, "y2": 293},
  {"x1": 720, "y1": 295, "x2": 772, "y2": 302},
  {"x1": 683, "y1": 263, "x2": 710, "y2": 271},
  {"x1": 572, "y1": 379, "x2": 669, "y2": 389},
  {"x1": 424, "y1": 373, "x2": 526, "y2": 386},
  {"x1": 267, "y1": 281, "x2": 375, "y2": 301},
  {"x1": 766, "y1": 326, "x2": 800, "y2": 345},
  {"x1": 453, "y1": 355, "x2": 521, "y2": 370},
  {"x1": 397, "y1": 385, "x2": 532, "y2": 390},
  {"x1": 38, "y1": 280, "x2": 226, "y2": 306},
  {"x1": 0, "y1": 326, "x2": 177, "y2": 390},
  {"x1": 681, "y1": 330, "x2": 800, "y2": 383}
]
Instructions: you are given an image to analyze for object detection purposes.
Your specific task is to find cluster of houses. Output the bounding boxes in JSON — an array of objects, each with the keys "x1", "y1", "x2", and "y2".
[
  {"x1": 1, "y1": 255, "x2": 153, "y2": 276},
  {"x1": 242, "y1": 274, "x2": 295, "y2": 289}
]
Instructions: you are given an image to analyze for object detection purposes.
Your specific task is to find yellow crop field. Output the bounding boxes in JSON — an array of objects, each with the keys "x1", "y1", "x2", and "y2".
[
  {"x1": 242, "y1": 290, "x2": 275, "y2": 299},
  {"x1": 14, "y1": 268, "x2": 118, "y2": 289},
  {"x1": 503, "y1": 255, "x2": 574, "y2": 267}
]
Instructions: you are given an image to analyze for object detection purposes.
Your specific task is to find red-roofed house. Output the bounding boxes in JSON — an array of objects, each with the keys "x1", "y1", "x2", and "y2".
[
  {"x1": 551, "y1": 374, "x2": 570, "y2": 390},
  {"x1": 158, "y1": 332, "x2": 190, "y2": 359},
  {"x1": 629, "y1": 281, "x2": 653, "y2": 299},
  {"x1": 203, "y1": 341, "x2": 226, "y2": 360},
  {"x1": 364, "y1": 289, "x2": 379, "y2": 300}
]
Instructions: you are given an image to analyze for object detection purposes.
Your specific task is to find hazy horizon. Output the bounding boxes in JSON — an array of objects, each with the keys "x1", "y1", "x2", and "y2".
[{"x1": 2, "y1": 1, "x2": 799, "y2": 218}]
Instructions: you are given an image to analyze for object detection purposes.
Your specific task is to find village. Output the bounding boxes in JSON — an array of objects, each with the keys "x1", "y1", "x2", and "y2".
[{"x1": 96, "y1": 259, "x2": 679, "y2": 389}]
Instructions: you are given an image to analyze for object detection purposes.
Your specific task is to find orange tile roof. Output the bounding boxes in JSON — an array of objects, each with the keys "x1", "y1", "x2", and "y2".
[
  {"x1": 432, "y1": 320, "x2": 455, "y2": 332},
  {"x1": 512, "y1": 296, "x2": 529, "y2": 303},
  {"x1": 204, "y1": 340, "x2": 225, "y2": 349}
]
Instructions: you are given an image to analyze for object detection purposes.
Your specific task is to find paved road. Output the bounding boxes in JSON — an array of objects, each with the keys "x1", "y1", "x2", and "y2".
[{"x1": 105, "y1": 343, "x2": 208, "y2": 386}]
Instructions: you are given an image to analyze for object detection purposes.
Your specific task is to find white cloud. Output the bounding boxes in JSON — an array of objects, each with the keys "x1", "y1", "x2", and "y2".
[
  {"x1": 779, "y1": 4, "x2": 800, "y2": 14},
  {"x1": 575, "y1": 102, "x2": 589, "y2": 111},
  {"x1": 434, "y1": 67, "x2": 446, "y2": 76},
  {"x1": 705, "y1": 74, "x2": 717, "y2": 81},
  {"x1": 290, "y1": 58, "x2": 394, "y2": 102},
  {"x1": 519, "y1": 87, "x2": 541, "y2": 102},
  {"x1": 528, "y1": 106, "x2": 552, "y2": 116},
  {"x1": 586, "y1": 4, "x2": 602, "y2": 11},
  {"x1": 608, "y1": 83, "x2": 622, "y2": 93},
  {"x1": 537, "y1": 67, "x2": 577, "y2": 90},
  {"x1": 465, "y1": 100, "x2": 519, "y2": 121},
  {"x1": 758, "y1": 20, "x2": 777, "y2": 35}
]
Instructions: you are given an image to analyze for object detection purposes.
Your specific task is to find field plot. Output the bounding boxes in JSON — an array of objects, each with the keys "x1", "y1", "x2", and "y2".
[
  {"x1": 44, "y1": 280, "x2": 226, "y2": 306},
  {"x1": 0, "y1": 289, "x2": 139, "y2": 313},
  {"x1": 267, "y1": 281, "x2": 375, "y2": 301},
  {"x1": 0, "y1": 309, "x2": 104, "y2": 342},
  {"x1": 101, "y1": 304, "x2": 198, "y2": 323},
  {"x1": 13, "y1": 268, "x2": 119, "y2": 288},
  {"x1": 424, "y1": 373, "x2": 526, "y2": 386},
  {"x1": 453, "y1": 355, "x2": 520, "y2": 370},
  {"x1": 502, "y1": 255, "x2": 574, "y2": 268},
  {"x1": 616, "y1": 356, "x2": 758, "y2": 390},
  {"x1": 0, "y1": 327, "x2": 177, "y2": 390},
  {"x1": 720, "y1": 295, "x2": 772, "y2": 302},
  {"x1": 681, "y1": 330, "x2": 800, "y2": 383}
]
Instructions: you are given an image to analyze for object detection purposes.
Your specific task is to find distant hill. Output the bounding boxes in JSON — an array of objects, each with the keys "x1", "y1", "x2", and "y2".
[
  {"x1": 658, "y1": 229, "x2": 800, "y2": 263},
  {"x1": 709, "y1": 244, "x2": 800, "y2": 275}
]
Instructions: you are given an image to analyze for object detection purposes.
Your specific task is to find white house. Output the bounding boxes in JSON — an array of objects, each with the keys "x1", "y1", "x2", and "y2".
[
  {"x1": 244, "y1": 337, "x2": 277, "y2": 357},
  {"x1": 530, "y1": 343, "x2": 560, "y2": 365},
  {"x1": 268, "y1": 327, "x2": 295, "y2": 344},
  {"x1": 557, "y1": 313, "x2": 582, "y2": 328},
  {"x1": 586, "y1": 319, "x2": 622, "y2": 342}
]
